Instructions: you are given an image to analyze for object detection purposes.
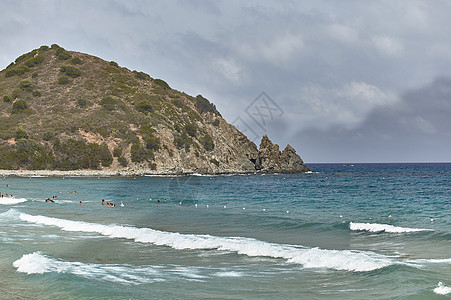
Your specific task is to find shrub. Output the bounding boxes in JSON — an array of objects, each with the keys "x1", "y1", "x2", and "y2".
[
  {"x1": 60, "y1": 65, "x2": 81, "y2": 78},
  {"x1": 100, "y1": 95, "x2": 118, "y2": 111},
  {"x1": 19, "y1": 80, "x2": 34, "y2": 91},
  {"x1": 109, "y1": 61, "x2": 119, "y2": 67},
  {"x1": 32, "y1": 90, "x2": 42, "y2": 97},
  {"x1": 3, "y1": 95, "x2": 11, "y2": 103},
  {"x1": 153, "y1": 78, "x2": 170, "y2": 89},
  {"x1": 113, "y1": 147, "x2": 122, "y2": 157},
  {"x1": 184, "y1": 123, "x2": 197, "y2": 137},
  {"x1": 12, "y1": 99, "x2": 28, "y2": 112},
  {"x1": 11, "y1": 90, "x2": 20, "y2": 99},
  {"x1": 133, "y1": 71, "x2": 151, "y2": 80},
  {"x1": 52, "y1": 139, "x2": 113, "y2": 169},
  {"x1": 195, "y1": 95, "x2": 220, "y2": 115},
  {"x1": 39, "y1": 45, "x2": 49, "y2": 51},
  {"x1": 131, "y1": 142, "x2": 154, "y2": 163},
  {"x1": 15, "y1": 128, "x2": 29, "y2": 140},
  {"x1": 5, "y1": 69, "x2": 16, "y2": 77},
  {"x1": 32, "y1": 72, "x2": 38, "y2": 78},
  {"x1": 212, "y1": 119, "x2": 220, "y2": 126},
  {"x1": 70, "y1": 57, "x2": 82, "y2": 65},
  {"x1": 174, "y1": 133, "x2": 192, "y2": 151},
  {"x1": 139, "y1": 124, "x2": 160, "y2": 150},
  {"x1": 57, "y1": 76, "x2": 71, "y2": 85},
  {"x1": 200, "y1": 134, "x2": 214, "y2": 151},
  {"x1": 76, "y1": 98, "x2": 87, "y2": 107},
  {"x1": 5, "y1": 65, "x2": 31, "y2": 77},
  {"x1": 172, "y1": 99, "x2": 184, "y2": 108},
  {"x1": 118, "y1": 156, "x2": 128, "y2": 166},
  {"x1": 57, "y1": 50, "x2": 72, "y2": 60},
  {"x1": 43, "y1": 132, "x2": 55, "y2": 141},
  {"x1": 15, "y1": 50, "x2": 38, "y2": 63},
  {"x1": 24, "y1": 54, "x2": 44, "y2": 67},
  {"x1": 135, "y1": 100, "x2": 153, "y2": 114}
]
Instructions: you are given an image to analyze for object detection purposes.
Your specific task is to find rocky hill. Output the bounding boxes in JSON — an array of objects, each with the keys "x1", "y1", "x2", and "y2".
[{"x1": 0, "y1": 44, "x2": 310, "y2": 174}]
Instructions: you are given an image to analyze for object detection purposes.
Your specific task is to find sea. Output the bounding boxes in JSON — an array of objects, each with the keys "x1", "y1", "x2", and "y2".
[{"x1": 0, "y1": 163, "x2": 450, "y2": 299}]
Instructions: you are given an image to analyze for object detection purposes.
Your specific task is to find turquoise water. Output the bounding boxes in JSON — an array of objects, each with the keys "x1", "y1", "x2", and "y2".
[{"x1": 0, "y1": 163, "x2": 450, "y2": 299}]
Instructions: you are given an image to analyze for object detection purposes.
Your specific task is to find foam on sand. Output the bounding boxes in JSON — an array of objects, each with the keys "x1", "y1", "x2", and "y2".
[
  {"x1": 434, "y1": 282, "x2": 451, "y2": 295},
  {"x1": 0, "y1": 197, "x2": 28, "y2": 205},
  {"x1": 349, "y1": 222, "x2": 432, "y2": 233},
  {"x1": 18, "y1": 212, "x2": 395, "y2": 272}
]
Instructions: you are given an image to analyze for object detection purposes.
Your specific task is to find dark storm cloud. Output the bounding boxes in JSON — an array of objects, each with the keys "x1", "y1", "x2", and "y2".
[{"x1": 294, "y1": 78, "x2": 451, "y2": 162}]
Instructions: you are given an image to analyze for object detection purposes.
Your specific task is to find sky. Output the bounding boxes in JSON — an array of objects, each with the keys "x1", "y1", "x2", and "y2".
[{"x1": 1, "y1": 0, "x2": 450, "y2": 163}]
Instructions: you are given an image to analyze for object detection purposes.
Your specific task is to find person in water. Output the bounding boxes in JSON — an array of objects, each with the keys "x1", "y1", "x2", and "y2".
[
  {"x1": 101, "y1": 199, "x2": 105, "y2": 205},
  {"x1": 45, "y1": 198, "x2": 54, "y2": 203}
]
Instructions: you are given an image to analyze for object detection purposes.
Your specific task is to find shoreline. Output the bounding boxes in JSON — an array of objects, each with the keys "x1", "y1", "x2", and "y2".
[{"x1": 0, "y1": 169, "x2": 313, "y2": 178}]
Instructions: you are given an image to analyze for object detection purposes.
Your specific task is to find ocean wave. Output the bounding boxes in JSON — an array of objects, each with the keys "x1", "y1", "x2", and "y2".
[
  {"x1": 18, "y1": 212, "x2": 394, "y2": 272},
  {"x1": 434, "y1": 282, "x2": 451, "y2": 295},
  {"x1": 0, "y1": 197, "x2": 28, "y2": 205},
  {"x1": 13, "y1": 252, "x2": 164, "y2": 284},
  {"x1": 13, "y1": 252, "x2": 246, "y2": 284},
  {"x1": 349, "y1": 222, "x2": 432, "y2": 233}
]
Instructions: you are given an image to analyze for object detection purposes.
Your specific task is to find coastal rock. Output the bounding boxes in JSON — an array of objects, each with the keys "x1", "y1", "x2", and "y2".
[
  {"x1": 256, "y1": 135, "x2": 310, "y2": 173},
  {"x1": 0, "y1": 45, "x2": 310, "y2": 175}
]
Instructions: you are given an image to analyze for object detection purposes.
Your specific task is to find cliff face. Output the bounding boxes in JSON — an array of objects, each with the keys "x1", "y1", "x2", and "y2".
[
  {"x1": 0, "y1": 45, "x2": 309, "y2": 174},
  {"x1": 255, "y1": 135, "x2": 310, "y2": 173}
]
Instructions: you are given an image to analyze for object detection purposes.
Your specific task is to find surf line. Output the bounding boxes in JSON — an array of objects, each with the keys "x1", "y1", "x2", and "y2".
[{"x1": 18, "y1": 212, "x2": 394, "y2": 272}]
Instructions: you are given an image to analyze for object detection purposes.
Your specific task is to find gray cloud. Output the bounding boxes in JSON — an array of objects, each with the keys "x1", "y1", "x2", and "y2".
[
  {"x1": 1, "y1": 0, "x2": 451, "y2": 162},
  {"x1": 293, "y1": 77, "x2": 451, "y2": 162}
]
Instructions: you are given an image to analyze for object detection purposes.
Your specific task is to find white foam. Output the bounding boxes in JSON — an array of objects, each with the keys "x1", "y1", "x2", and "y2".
[
  {"x1": 434, "y1": 282, "x2": 451, "y2": 295},
  {"x1": 214, "y1": 271, "x2": 243, "y2": 277},
  {"x1": 18, "y1": 212, "x2": 394, "y2": 272},
  {"x1": 0, "y1": 197, "x2": 27, "y2": 205},
  {"x1": 0, "y1": 208, "x2": 20, "y2": 219},
  {"x1": 13, "y1": 252, "x2": 161, "y2": 284},
  {"x1": 349, "y1": 222, "x2": 432, "y2": 233}
]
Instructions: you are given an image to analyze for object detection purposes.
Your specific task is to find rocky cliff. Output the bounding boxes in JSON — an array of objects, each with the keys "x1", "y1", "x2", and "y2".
[{"x1": 0, "y1": 45, "x2": 309, "y2": 174}]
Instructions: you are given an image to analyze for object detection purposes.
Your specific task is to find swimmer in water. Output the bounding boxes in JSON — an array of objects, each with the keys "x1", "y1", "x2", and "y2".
[{"x1": 101, "y1": 199, "x2": 105, "y2": 205}]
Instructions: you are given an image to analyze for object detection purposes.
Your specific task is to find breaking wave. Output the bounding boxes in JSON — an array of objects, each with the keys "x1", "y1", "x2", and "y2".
[
  {"x1": 0, "y1": 197, "x2": 28, "y2": 205},
  {"x1": 349, "y1": 222, "x2": 433, "y2": 233},
  {"x1": 17, "y1": 212, "x2": 395, "y2": 272}
]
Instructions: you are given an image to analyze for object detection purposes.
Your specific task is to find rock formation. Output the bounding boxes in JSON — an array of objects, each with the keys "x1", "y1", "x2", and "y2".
[{"x1": 0, "y1": 45, "x2": 310, "y2": 174}]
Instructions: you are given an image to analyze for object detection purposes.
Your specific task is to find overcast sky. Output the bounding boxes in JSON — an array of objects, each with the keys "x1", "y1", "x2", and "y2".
[{"x1": 1, "y1": 0, "x2": 451, "y2": 163}]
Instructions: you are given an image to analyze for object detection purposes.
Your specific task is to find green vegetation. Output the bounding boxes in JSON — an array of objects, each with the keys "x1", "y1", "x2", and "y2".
[
  {"x1": 12, "y1": 99, "x2": 28, "y2": 113},
  {"x1": 70, "y1": 57, "x2": 83, "y2": 65},
  {"x1": 135, "y1": 100, "x2": 153, "y2": 114},
  {"x1": 24, "y1": 54, "x2": 44, "y2": 67},
  {"x1": 133, "y1": 71, "x2": 151, "y2": 80},
  {"x1": 0, "y1": 45, "x2": 229, "y2": 171},
  {"x1": 200, "y1": 134, "x2": 214, "y2": 151},
  {"x1": 195, "y1": 95, "x2": 220, "y2": 115},
  {"x1": 19, "y1": 80, "x2": 34, "y2": 91},
  {"x1": 100, "y1": 95, "x2": 119, "y2": 111},
  {"x1": 184, "y1": 123, "x2": 198, "y2": 137},
  {"x1": 57, "y1": 76, "x2": 71, "y2": 85},
  {"x1": 52, "y1": 138, "x2": 112, "y2": 169},
  {"x1": 60, "y1": 65, "x2": 81, "y2": 78},
  {"x1": 153, "y1": 78, "x2": 170, "y2": 89},
  {"x1": 15, "y1": 128, "x2": 29, "y2": 140}
]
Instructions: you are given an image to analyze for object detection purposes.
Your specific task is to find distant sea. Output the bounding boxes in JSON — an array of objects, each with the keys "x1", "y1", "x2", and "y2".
[{"x1": 1, "y1": 163, "x2": 450, "y2": 299}]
